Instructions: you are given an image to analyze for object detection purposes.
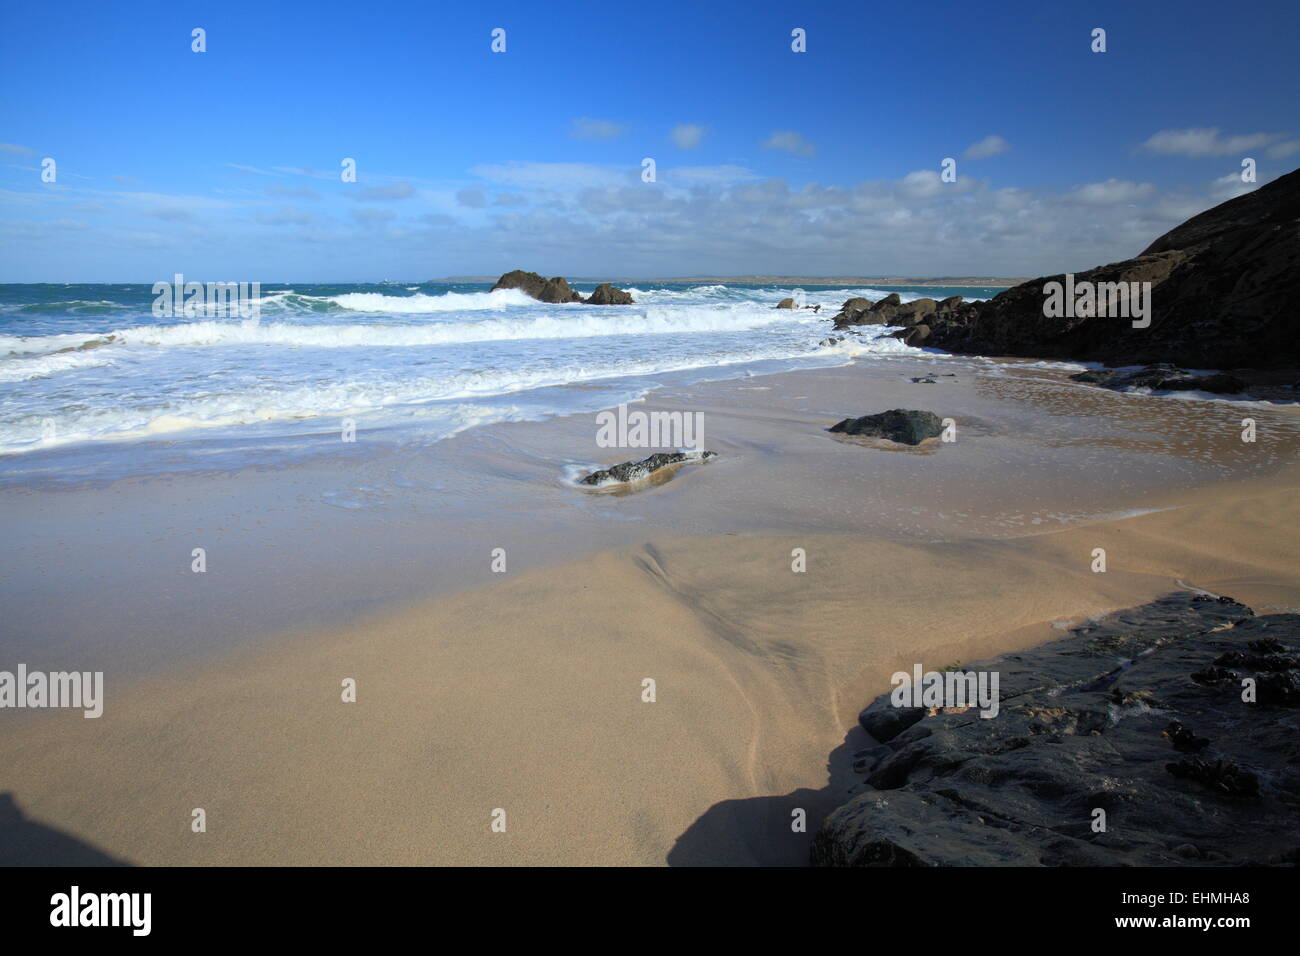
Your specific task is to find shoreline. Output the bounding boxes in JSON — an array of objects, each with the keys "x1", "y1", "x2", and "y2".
[
  {"x1": 2, "y1": 354, "x2": 1298, "y2": 865},
  {"x1": 5, "y1": 350, "x2": 1297, "y2": 675}
]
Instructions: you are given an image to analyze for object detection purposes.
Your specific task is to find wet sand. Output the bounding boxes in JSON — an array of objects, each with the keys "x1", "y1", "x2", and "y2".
[{"x1": 2, "y1": 354, "x2": 1298, "y2": 865}]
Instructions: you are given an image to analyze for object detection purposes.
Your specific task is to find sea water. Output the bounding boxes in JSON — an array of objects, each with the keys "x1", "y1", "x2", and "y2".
[{"x1": 0, "y1": 281, "x2": 996, "y2": 483}]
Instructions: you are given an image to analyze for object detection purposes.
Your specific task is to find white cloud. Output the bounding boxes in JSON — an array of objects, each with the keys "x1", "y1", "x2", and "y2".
[
  {"x1": 4, "y1": 160, "x2": 1279, "y2": 281},
  {"x1": 470, "y1": 161, "x2": 630, "y2": 190},
  {"x1": 272, "y1": 166, "x2": 336, "y2": 180},
  {"x1": 226, "y1": 163, "x2": 278, "y2": 176},
  {"x1": 762, "y1": 130, "x2": 816, "y2": 157},
  {"x1": 456, "y1": 187, "x2": 487, "y2": 208},
  {"x1": 1266, "y1": 139, "x2": 1300, "y2": 159},
  {"x1": 0, "y1": 143, "x2": 34, "y2": 155},
  {"x1": 1140, "y1": 127, "x2": 1282, "y2": 157},
  {"x1": 963, "y1": 135, "x2": 1010, "y2": 160},
  {"x1": 569, "y1": 117, "x2": 626, "y2": 141},
  {"x1": 352, "y1": 182, "x2": 415, "y2": 201},
  {"x1": 269, "y1": 183, "x2": 320, "y2": 200},
  {"x1": 900, "y1": 169, "x2": 942, "y2": 198},
  {"x1": 1207, "y1": 172, "x2": 1259, "y2": 202},
  {"x1": 1069, "y1": 179, "x2": 1156, "y2": 204},
  {"x1": 254, "y1": 207, "x2": 318, "y2": 226},
  {"x1": 352, "y1": 208, "x2": 396, "y2": 224},
  {"x1": 670, "y1": 124, "x2": 706, "y2": 150},
  {"x1": 662, "y1": 165, "x2": 759, "y2": 186}
]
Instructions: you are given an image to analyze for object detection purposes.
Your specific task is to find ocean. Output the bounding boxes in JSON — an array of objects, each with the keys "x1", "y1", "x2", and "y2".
[{"x1": 0, "y1": 281, "x2": 999, "y2": 483}]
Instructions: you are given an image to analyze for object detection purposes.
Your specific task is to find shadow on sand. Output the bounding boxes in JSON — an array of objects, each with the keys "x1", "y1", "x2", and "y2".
[
  {"x1": 666, "y1": 725, "x2": 872, "y2": 866},
  {"x1": 0, "y1": 792, "x2": 133, "y2": 866}
]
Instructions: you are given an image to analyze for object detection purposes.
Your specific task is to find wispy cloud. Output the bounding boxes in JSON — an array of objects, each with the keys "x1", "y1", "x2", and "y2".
[
  {"x1": 470, "y1": 161, "x2": 629, "y2": 190},
  {"x1": 1068, "y1": 179, "x2": 1155, "y2": 204},
  {"x1": 762, "y1": 130, "x2": 816, "y2": 157},
  {"x1": 352, "y1": 208, "x2": 396, "y2": 224},
  {"x1": 254, "y1": 207, "x2": 318, "y2": 226},
  {"x1": 663, "y1": 165, "x2": 760, "y2": 187},
  {"x1": 226, "y1": 163, "x2": 280, "y2": 176},
  {"x1": 1139, "y1": 127, "x2": 1283, "y2": 157},
  {"x1": 1207, "y1": 172, "x2": 1259, "y2": 202},
  {"x1": 352, "y1": 182, "x2": 415, "y2": 201},
  {"x1": 569, "y1": 117, "x2": 626, "y2": 141},
  {"x1": 0, "y1": 143, "x2": 34, "y2": 155},
  {"x1": 963, "y1": 134, "x2": 1010, "y2": 160},
  {"x1": 269, "y1": 183, "x2": 320, "y2": 200},
  {"x1": 670, "y1": 124, "x2": 706, "y2": 150},
  {"x1": 273, "y1": 166, "x2": 337, "y2": 180},
  {"x1": 456, "y1": 187, "x2": 487, "y2": 208}
]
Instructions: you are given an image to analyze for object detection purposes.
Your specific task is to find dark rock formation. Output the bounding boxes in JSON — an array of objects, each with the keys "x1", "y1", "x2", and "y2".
[
  {"x1": 586, "y1": 282, "x2": 635, "y2": 305},
  {"x1": 858, "y1": 705, "x2": 927, "y2": 743},
  {"x1": 895, "y1": 324, "x2": 931, "y2": 346},
  {"x1": 828, "y1": 409, "x2": 944, "y2": 445},
  {"x1": 491, "y1": 270, "x2": 584, "y2": 303},
  {"x1": 578, "y1": 451, "x2": 716, "y2": 486},
  {"x1": 1069, "y1": 364, "x2": 1246, "y2": 394},
  {"x1": 813, "y1": 592, "x2": 1300, "y2": 866},
  {"x1": 831, "y1": 294, "x2": 954, "y2": 332},
  {"x1": 492, "y1": 271, "x2": 638, "y2": 305},
  {"x1": 777, "y1": 298, "x2": 795, "y2": 309},
  {"x1": 853, "y1": 168, "x2": 1300, "y2": 369}
]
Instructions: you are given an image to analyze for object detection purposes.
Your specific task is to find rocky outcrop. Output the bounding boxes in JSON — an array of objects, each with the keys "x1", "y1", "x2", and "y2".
[
  {"x1": 844, "y1": 168, "x2": 1300, "y2": 370},
  {"x1": 491, "y1": 271, "x2": 637, "y2": 305},
  {"x1": 492, "y1": 270, "x2": 584, "y2": 303},
  {"x1": 828, "y1": 409, "x2": 944, "y2": 445},
  {"x1": 586, "y1": 282, "x2": 635, "y2": 305},
  {"x1": 831, "y1": 294, "x2": 961, "y2": 331},
  {"x1": 1070, "y1": 364, "x2": 1246, "y2": 394},
  {"x1": 813, "y1": 592, "x2": 1300, "y2": 866},
  {"x1": 578, "y1": 451, "x2": 716, "y2": 486}
]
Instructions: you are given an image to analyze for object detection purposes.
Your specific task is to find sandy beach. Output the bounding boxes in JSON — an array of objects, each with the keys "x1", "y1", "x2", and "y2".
[{"x1": 3, "y1": 352, "x2": 1297, "y2": 866}]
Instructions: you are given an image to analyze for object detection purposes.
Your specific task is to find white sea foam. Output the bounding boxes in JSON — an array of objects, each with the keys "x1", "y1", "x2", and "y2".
[
  {"x1": 3, "y1": 305, "x2": 827, "y2": 355},
  {"x1": 0, "y1": 350, "x2": 116, "y2": 382},
  {"x1": 0, "y1": 281, "x2": 951, "y2": 467},
  {"x1": 327, "y1": 288, "x2": 535, "y2": 312}
]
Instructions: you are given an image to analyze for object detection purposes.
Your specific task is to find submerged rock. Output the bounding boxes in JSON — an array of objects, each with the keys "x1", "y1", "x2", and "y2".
[
  {"x1": 52, "y1": 334, "x2": 117, "y2": 355},
  {"x1": 828, "y1": 409, "x2": 944, "y2": 445},
  {"x1": 578, "y1": 451, "x2": 716, "y2": 486},
  {"x1": 813, "y1": 592, "x2": 1300, "y2": 866},
  {"x1": 1069, "y1": 364, "x2": 1246, "y2": 394}
]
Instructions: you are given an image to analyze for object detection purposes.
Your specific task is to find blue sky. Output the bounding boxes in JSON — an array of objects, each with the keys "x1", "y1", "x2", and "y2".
[{"x1": 2, "y1": 0, "x2": 1298, "y2": 281}]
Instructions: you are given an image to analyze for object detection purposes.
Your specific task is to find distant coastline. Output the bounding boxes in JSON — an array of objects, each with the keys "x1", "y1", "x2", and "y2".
[{"x1": 432, "y1": 275, "x2": 1027, "y2": 288}]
